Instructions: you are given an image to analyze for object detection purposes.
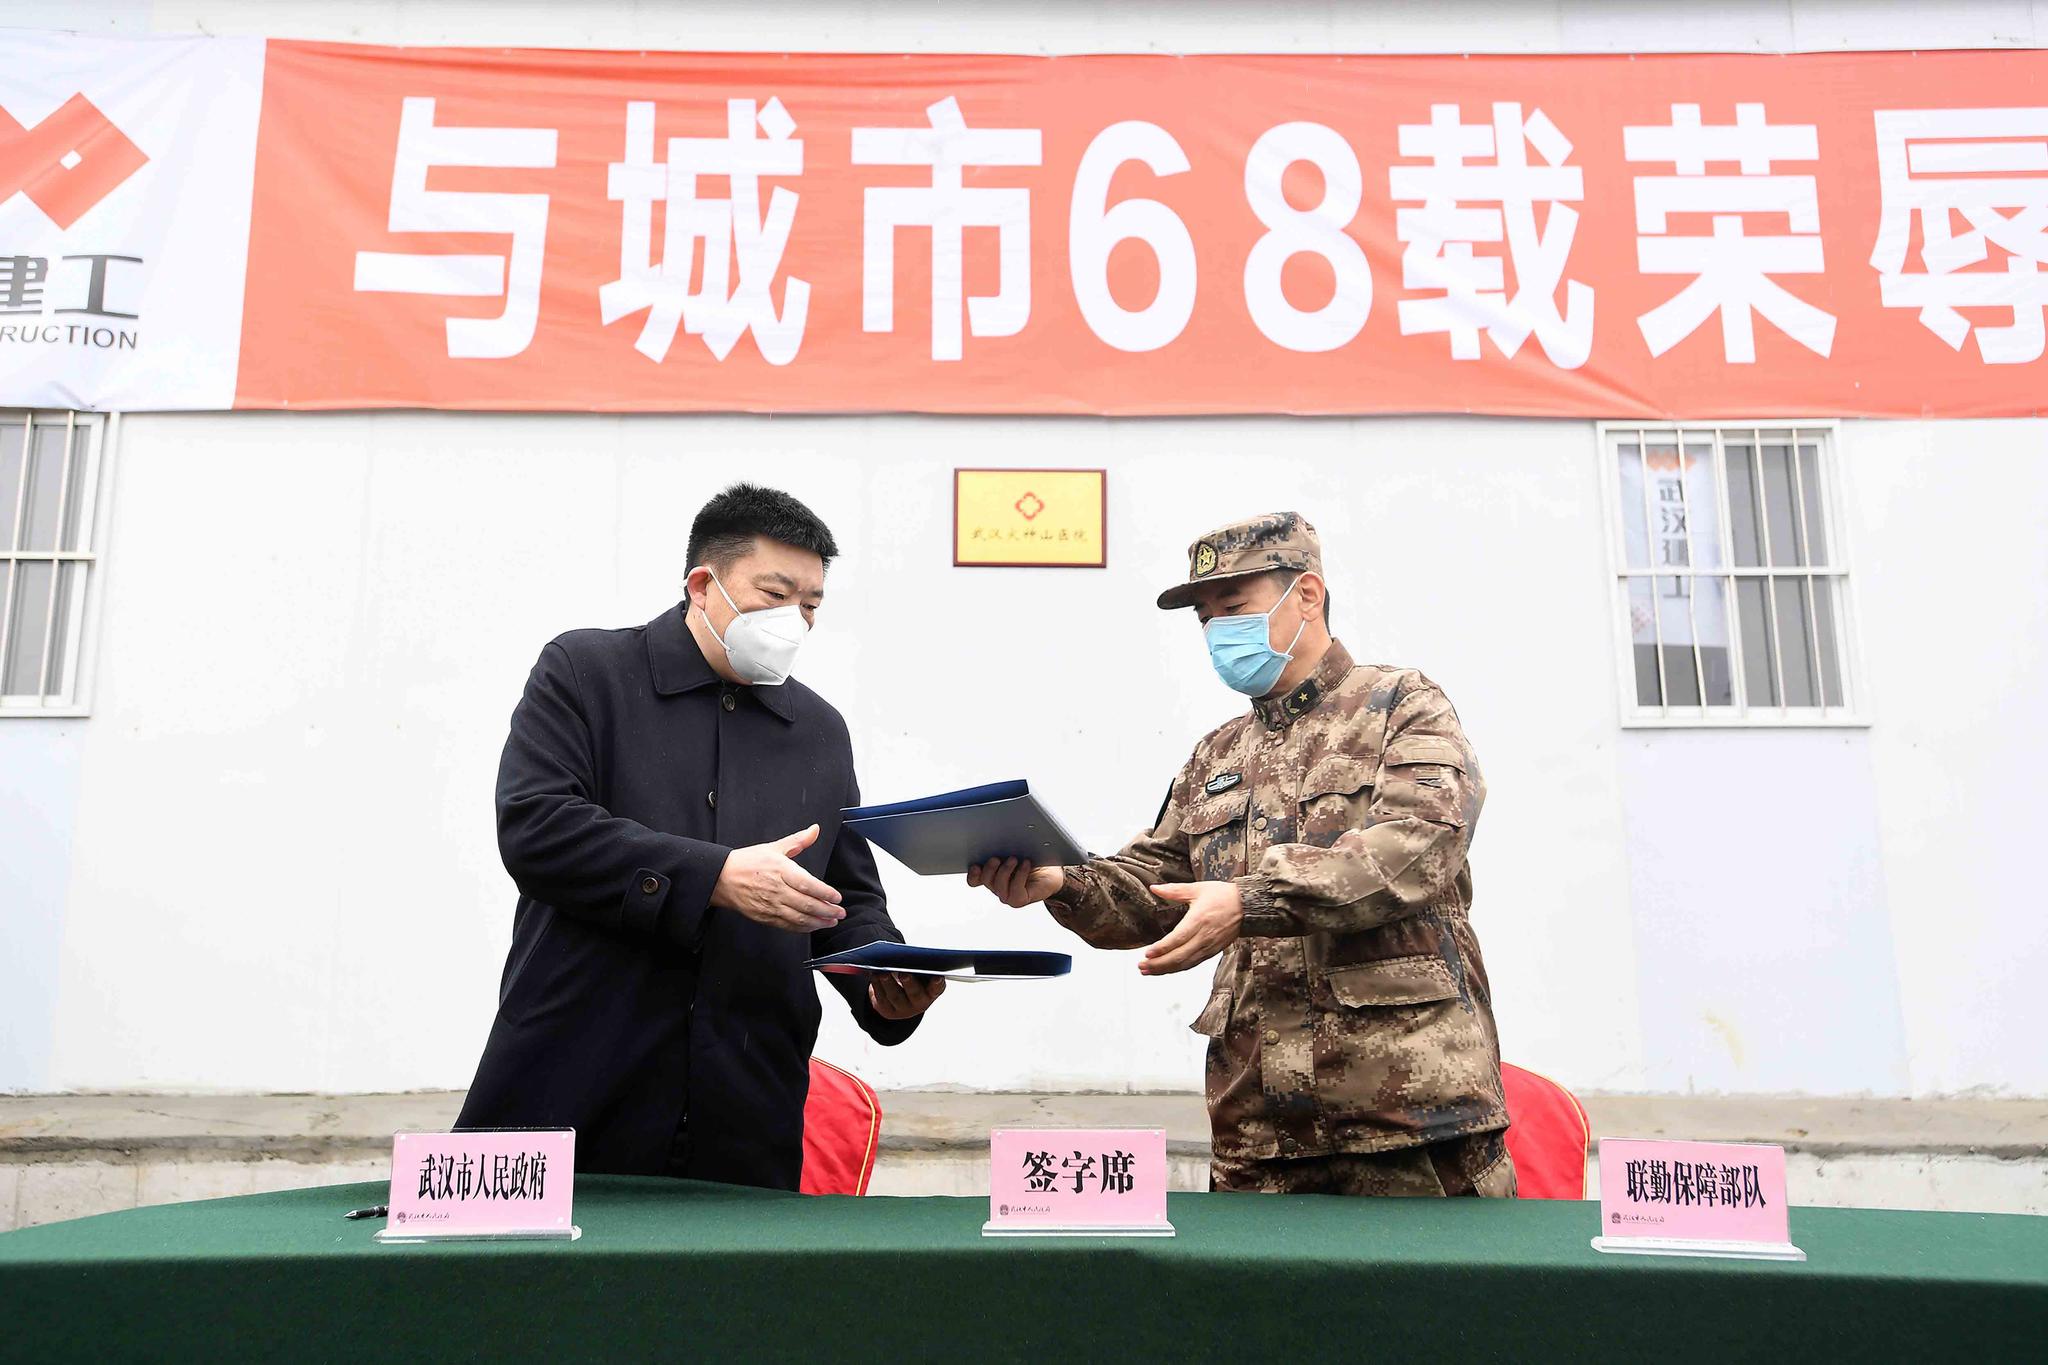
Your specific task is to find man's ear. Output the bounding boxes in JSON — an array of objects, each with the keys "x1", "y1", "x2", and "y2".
[
  {"x1": 1297, "y1": 572, "x2": 1327, "y2": 622},
  {"x1": 683, "y1": 565, "x2": 711, "y2": 616}
]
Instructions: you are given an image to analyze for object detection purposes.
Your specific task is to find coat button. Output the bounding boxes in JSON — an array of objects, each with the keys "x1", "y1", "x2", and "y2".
[
  {"x1": 640, "y1": 876, "x2": 659, "y2": 895},
  {"x1": 707, "y1": 790, "x2": 717, "y2": 808},
  {"x1": 1252, "y1": 815, "x2": 1268, "y2": 831},
  {"x1": 721, "y1": 694, "x2": 736, "y2": 712},
  {"x1": 1263, "y1": 1029, "x2": 1280, "y2": 1045},
  {"x1": 1281, "y1": 1137, "x2": 1299, "y2": 1154}
]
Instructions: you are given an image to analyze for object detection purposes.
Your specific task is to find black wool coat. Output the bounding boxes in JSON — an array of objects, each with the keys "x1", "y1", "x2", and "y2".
[{"x1": 455, "y1": 604, "x2": 916, "y2": 1190}]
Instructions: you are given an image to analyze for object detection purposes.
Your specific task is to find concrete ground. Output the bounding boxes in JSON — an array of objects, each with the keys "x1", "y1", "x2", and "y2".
[{"x1": 2, "y1": 1090, "x2": 2044, "y2": 1230}]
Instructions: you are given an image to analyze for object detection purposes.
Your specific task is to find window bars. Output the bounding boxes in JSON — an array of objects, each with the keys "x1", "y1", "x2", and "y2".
[
  {"x1": 1, "y1": 411, "x2": 103, "y2": 712},
  {"x1": 1607, "y1": 424, "x2": 1856, "y2": 725}
]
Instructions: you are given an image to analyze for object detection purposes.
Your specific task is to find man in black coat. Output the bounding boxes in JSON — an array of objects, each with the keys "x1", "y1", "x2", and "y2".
[{"x1": 456, "y1": 484, "x2": 943, "y2": 1190}]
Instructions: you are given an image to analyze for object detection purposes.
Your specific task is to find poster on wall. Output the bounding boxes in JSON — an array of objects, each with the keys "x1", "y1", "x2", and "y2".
[
  {"x1": 954, "y1": 469, "x2": 1107, "y2": 568},
  {"x1": 3, "y1": 32, "x2": 2047, "y2": 418}
]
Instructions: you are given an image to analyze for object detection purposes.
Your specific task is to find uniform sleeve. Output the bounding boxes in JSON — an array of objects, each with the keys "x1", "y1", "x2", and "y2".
[
  {"x1": 1044, "y1": 763, "x2": 1199, "y2": 950},
  {"x1": 495, "y1": 641, "x2": 728, "y2": 950},
  {"x1": 1236, "y1": 684, "x2": 1483, "y2": 938},
  {"x1": 813, "y1": 771, "x2": 921, "y2": 1046}
]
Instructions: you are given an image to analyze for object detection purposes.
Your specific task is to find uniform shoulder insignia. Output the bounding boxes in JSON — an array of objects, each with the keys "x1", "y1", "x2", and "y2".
[{"x1": 1203, "y1": 771, "x2": 1244, "y2": 796}]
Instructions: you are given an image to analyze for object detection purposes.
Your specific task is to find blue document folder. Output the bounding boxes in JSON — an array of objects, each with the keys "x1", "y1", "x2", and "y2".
[
  {"x1": 841, "y1": 780, "x2": 1088, "y2": 876},
  {"x1": 805, "y1": 941, "x2": 1073, "y2": 982}
]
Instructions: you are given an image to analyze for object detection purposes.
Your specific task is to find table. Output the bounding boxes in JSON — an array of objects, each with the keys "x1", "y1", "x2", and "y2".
[{"x1": 2, "y1": 1177, "x2": 2043, "y2": 1360}]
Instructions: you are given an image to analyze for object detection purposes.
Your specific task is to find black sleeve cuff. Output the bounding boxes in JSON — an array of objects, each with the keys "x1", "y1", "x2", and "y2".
[
  {"x1": 624, "y1": 842, "x2": 727, "y2": 951},
  {"x1": 622, "y1": 867, "x2": 671, "y2": 937}
]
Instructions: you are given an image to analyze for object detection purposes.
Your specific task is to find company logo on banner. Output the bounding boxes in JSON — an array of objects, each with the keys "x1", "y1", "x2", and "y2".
[
  {"x1": 0, "y1": 33, "x2": 264, "y2": 411},
  {"x1": 2, "y1": 31, "x2": 2047, "y2": 415},
  {"x1": 0, "y1": 95, "x2": 149, "y2": 228}
]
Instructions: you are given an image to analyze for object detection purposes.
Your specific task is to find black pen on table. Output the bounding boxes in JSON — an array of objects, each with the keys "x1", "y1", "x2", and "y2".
[{"x1": 344, "y1": 1204, "x2": 388, "y2": 1220}]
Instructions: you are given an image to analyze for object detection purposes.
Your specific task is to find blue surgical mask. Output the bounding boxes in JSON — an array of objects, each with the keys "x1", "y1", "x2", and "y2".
[{"x1": 1204, "y1": 575, "x2": 1307, "y2": 697}]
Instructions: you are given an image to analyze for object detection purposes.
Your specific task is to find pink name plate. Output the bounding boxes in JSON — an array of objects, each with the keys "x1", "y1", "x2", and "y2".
[
  {"x1": 984, "y1": 1128, "x2": 1173, "y2": 1237},
  {"x1": 377, "y1": 1129, "x2": 579, "y2": 1242},
  {"x1": 1592, "y1": 1137, "x2": 1803, "y2": 1261}
]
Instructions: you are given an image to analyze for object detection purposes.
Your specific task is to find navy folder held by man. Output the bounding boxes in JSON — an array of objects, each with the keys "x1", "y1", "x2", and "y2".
[
  {"x1": 805, "y1": 942, "x2": 1073, "y2": 980},
  {"x1": 841, "y1": 779, "x2": 1088, "y2": 876}
]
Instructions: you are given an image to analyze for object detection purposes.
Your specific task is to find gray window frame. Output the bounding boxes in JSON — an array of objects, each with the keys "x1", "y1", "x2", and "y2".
[
  {"x1": 1597, "y1": 420, "x2": 1869, "y2": 729},
  {"x1": 1, "y1": 409, "x2": 115, "y2": 717}
]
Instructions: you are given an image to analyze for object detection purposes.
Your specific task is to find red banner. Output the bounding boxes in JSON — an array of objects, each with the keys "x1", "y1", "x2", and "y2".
[{"x1": 21, "y1": 37, "x2": 2048, "y2": 416}]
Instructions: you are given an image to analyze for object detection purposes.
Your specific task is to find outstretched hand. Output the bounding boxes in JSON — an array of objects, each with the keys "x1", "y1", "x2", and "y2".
[
  {"x1": 712, "y1": 824, "x2": 845, "y2": 932},
  {"x1": 1140, "y1": 881, "x2": 1243, "y2": 975},
  {"x1": 967, "y1": 857, "x2": 1065, "y2": 908}
]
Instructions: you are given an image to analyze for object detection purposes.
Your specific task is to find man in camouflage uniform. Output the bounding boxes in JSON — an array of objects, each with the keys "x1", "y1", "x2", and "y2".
[{"x1": 970, "y1": 513, "x2": 1513, "y2": 1197}]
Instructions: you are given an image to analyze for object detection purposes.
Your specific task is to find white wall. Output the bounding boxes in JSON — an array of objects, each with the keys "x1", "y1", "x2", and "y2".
[
  {"x1": 5, "y1": 408, "x2": 2043, "y2": 1098},
  {"x1": 24, "y1": 412, "x2": 1639, "y2": 1093},
  {"x1": 3, "y1": 0, "x2": 2045, "y2": 1098},
  {"x1": 0, "y1": 722, "x2": 80, "y2": 1091},
  {"x1": 1846, "y1": 420, "x2": 2048, "y2": 1095}
]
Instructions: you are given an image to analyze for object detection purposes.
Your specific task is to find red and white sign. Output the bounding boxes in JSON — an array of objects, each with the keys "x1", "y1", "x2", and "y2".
[
  {"x1": 381, "y1": 1129, "x2": 578, "y2": 1241},
  {"x1": 985, "y1": 1128, "x2": 1172, "y2": 1237},
  {"x1": 1593, "y1": 1137, "x2": 1802, "y2": 1261},
  {"x1": 5, "y1": 32, "x2": 2048, "y2": 418},
  {"x1": 0, "y1": 33, "x2": 263, "y2": 410}
]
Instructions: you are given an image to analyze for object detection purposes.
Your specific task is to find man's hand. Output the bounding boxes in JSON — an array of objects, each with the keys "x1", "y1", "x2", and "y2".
[
  {"x1": 869, "y1": 971, "x2": 947, "y2": 1021},
  {"x1": 711, "y1": 825, "x2": 845, "y2": 933},
  {"x1": 1140, "y1": 881, "x2": 1243, "y2": 975},
  {"x1": 967, "y1": 857, "x2": 1065, "y2": 908}
]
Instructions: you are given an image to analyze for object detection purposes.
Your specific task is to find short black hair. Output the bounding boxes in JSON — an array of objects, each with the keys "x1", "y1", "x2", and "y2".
[{"x1": 686, "y1": 483, "x2": 840, "y2": 579}]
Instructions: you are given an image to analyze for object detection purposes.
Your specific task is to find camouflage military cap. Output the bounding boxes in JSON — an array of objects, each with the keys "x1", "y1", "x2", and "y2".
[{"x1": 1156, "y1": 511, "x2": 1322, "y2": 610}]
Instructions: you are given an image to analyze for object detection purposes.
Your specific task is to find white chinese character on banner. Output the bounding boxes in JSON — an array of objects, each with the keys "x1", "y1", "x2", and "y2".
[
  {"x1": 598, "y1": 97, "x2": 808, "y2": 366},
  {"x1": 1625, "y1": 104, "x2": 1835, "y2": 363},
  {"x1": 1389, "y1": 102, "x2": 1593, "y2": 368},
  {"x1": 852, "y1": 96, "x2": 1042, "y2": 361},
  {"x1": 352, "y1": 97, "x2": 557, "y2": 360},
  {"x1": 1871, "y1": 108, "x2": 2048, "y2": 365}
]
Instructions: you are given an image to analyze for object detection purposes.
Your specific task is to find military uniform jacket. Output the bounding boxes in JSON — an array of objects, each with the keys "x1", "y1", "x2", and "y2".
[{"x1": 1048, "y1": 640, "x2": 1508, "y2": 1162}]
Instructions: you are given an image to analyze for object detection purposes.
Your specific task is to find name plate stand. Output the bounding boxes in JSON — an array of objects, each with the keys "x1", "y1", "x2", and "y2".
[
  {"x1": 1592, "y1": 1137, "x2": 1804, "y2": 1262},
  {"x1": 983, "y1": 1128, "x2": 1174, "y2": 1237},
  {"x1": 377, "y1": 1129, "x2": 579, "y2": 1243}
]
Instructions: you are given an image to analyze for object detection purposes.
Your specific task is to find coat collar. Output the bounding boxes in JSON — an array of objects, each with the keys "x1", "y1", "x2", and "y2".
[
  {"x1": 646, "y1": 603, "x2": 797, "y2": 722},
  {"x1": 1253, "y1": 638, "x2": 1354, "y2": 731}
]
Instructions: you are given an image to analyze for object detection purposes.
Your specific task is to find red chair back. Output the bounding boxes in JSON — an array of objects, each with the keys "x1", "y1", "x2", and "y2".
[
  {"x1": 1500, "y1": 1062, "x2": 1591, "y2": 1199},
  {"x1": 799, "y1": 1057, "x2": 882, "y2": 1196}
]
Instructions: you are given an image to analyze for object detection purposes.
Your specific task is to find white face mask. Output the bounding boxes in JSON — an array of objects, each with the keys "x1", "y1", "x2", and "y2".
[{"x1": 701, "y1": 569, "x2": 809, "y2": 686}]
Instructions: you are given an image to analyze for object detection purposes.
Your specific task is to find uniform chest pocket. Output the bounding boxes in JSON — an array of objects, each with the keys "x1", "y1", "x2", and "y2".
[
  {"x1": 1297, "y1": 756, "x2": 1375, "y2": 849},
  {"x1": 1324, "y1": 954, "x2": 1461, "y2": 1009},
  {"x1": 1180, "y1": 791, "x2": 1249, "y2": 881}
]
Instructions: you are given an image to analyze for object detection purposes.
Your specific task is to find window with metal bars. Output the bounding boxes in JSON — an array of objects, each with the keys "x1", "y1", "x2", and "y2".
[
  {"x1": 1601, "y1": 424, "x2": 1861, "y2": 726},
  {"x1": 1, "y1": 411, "x2": 104, "y2": 714}
]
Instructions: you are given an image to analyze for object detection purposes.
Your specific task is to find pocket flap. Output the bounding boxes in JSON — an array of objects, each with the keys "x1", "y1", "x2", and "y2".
[
  {"x1": 1326, "y1": 954, "x2": 1460, "y2": 1008},
  {"x1": 1301, "y1": 755, "x2": 1374, "y2": 800},
  {"x1": 1180, "y1": 791, "x2": 1248, "y2": 836},
  {"x1": 1189, "y1": 989, "x2": 1231, "y2": 1038},
  {"x1": 1383, "y1": 735, "x2": 1467, "y2": 771}
]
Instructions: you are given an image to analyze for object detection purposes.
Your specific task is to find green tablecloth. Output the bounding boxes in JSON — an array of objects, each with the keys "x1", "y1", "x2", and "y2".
[{"x1": 2, "y1": 1177, "x2": 2042, "y2": 1361}]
